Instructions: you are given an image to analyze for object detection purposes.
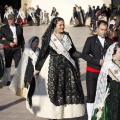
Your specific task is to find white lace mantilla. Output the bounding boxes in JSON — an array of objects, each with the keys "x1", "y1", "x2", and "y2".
[{"x1": 93, "y1": 42, "x2": 117, "y2": 110}]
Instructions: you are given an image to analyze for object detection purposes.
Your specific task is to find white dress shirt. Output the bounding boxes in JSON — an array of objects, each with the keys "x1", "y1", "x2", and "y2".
[
  {"x1": 10, "y1": 25, "x2": 17, "y2": 43},
  {"x1": 10, "y1": 25, "x2": 17, "y2": 38},
  {"x1": 98, "y1": 35, "x2": 105, "y2": 48}
]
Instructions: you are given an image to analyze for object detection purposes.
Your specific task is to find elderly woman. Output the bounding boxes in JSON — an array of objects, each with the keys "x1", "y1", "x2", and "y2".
[{"x1": 26, "y1": 17, "x2": 85, "y2": 120}]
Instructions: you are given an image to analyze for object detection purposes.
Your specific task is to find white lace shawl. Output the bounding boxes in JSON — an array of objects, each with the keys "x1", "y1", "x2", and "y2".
[{"x1": 93, "y1": 42, "x2": 117, "y2": 110}]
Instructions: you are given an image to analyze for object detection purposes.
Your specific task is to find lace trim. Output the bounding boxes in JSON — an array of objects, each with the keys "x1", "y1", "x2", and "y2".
[
  {"x1": 48, "y1": 55, "x2": 84, "y2": 106},
  {"x1": 60, "y1": 35, "x2": 72, "y2": 51}
]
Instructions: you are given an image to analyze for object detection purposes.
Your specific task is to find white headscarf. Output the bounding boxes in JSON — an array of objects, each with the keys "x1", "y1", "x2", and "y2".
[
  {"x1": 9, "y1": 36, "x2": 40, "y2": 96},
  {"x1": 93, "y1": 42, "x2": 117, "y2": 110}
]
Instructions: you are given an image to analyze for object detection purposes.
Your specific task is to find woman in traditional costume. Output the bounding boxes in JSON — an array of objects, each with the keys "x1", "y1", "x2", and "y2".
[
  {"x1": 9, "y1": 36, "x2": 40, "y2": 98},
  {"x1": 17, "y1": 8, "x2": 27, "y2": 25},
  {"x1": 92, "y1": 42, "x2": 120, "y2": 120},
  {"x1": 27, "y1": 7, "x2": 34, "y2": 26},
  {"x1": 26, "y1": 17, "x2": 85, "y2": 119}
]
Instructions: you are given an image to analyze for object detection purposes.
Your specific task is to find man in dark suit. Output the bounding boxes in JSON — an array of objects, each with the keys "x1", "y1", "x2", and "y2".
[
  {"x1": 82, "y1": 20, "x2": 113, "y2": 120},
  {"x1": 35, "y1": 5, "x2": 40, "y2": 26},
  {"x1": 0, "y1": 14, "x2": 25, "y2": 86}
]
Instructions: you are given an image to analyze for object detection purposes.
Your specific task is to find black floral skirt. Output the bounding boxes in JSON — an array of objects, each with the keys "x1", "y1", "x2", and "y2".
[
  {"x1": 48, "y1": 54, "x2": 84, "y2": 106},
  {"x1": 106, "y1": 79, "x2": 120, "y2": 120}
]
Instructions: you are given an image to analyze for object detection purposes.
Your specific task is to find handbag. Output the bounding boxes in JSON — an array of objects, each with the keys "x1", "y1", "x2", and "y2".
[{"x1": 16, "y1": 87, "x2": 29, "y2": 98}]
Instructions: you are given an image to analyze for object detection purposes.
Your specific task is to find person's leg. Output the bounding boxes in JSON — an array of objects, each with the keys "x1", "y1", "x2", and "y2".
[
  {"x1": 6, "y1": 67, "x2": 11, "y2": 85},
  {"x1": 4, "y1": 48, "x2": 13, "y2": 85},
  {"x1": 36, "y1": 17, "x2": 40, "y2": 26},
  {"x1": 27, "y1": 77, "x2": 35, "y2": 108},
  {"x1": 86, "y1": 72, "x2": 99, "y2": 120}
]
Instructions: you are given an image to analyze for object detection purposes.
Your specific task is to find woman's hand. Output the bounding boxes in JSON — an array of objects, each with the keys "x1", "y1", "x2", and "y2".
[{"x1": 33, "y1": 70, "x2": 40, "y2": 76}]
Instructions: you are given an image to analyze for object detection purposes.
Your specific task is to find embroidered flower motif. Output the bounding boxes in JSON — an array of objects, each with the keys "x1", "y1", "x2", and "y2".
[
  {"x1": 54, "y1": 38, "x2": 57, "y2": 41},
  {"x1": 61, "y1": 35, "x2": 72, "y2": 51},
  {"x1": 114, "y1": 70, "x2": 118, "y2": 74}
]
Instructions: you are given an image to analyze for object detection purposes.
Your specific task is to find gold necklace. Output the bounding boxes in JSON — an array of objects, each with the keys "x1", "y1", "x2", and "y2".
[{"x1": 54, "y1": 32, "x2": 64, "y2": 40}]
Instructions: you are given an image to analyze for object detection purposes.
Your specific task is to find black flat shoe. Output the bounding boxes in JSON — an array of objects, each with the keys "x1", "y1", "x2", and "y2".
[
  {"x1": 6, "y1": 81, "x2": 11, "y2": 86},
  {"x1": 27, "y1": 97, "x2": 32, "y2": 108}
]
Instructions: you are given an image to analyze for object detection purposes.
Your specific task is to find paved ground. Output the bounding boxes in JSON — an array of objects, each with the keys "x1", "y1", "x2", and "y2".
[{"x1": 0, "y1": 24, "x2": 92, "y2": 120}]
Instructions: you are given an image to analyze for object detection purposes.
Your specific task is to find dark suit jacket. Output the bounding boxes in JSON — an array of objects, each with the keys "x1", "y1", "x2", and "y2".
[
  {"x1": 82, "y1": 35, "x2": 113, "y2": 70},
  {"x1": 0, "y1": 24, "x2": 25, "y2": 48},
  {"x1": 35, "y1": 8, "x2": 40, "y2": 17}
]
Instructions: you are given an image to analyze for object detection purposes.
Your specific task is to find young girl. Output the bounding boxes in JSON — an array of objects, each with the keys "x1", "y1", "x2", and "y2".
[{"x1": 9, "y1": 36, "x2": 40, "y2": 98}]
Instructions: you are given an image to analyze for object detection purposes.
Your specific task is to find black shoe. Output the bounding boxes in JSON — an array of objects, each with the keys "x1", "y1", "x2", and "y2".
[
  {"x1": 27, "y1": 97, "x2": 32, "y2": 108},
  {"x1": 6, "y1": 81, "x2": 11, "y2": 86}
]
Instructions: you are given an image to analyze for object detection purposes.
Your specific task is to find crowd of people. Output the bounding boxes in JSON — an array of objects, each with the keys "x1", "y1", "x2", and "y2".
[
  {"x1": 0, "y1": 2, "x2": 120, "y2": 120},
  {"x1": 71, "y1": 4, "x2": 120, "y2": 42},
  {"x1": 0, "y1": 4, "x2": 53, "y2": 26}
]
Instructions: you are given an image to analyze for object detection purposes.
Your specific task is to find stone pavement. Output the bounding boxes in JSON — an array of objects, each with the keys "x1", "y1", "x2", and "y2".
[{"x1": 0, "y1": 25, "x2": 92, "y2": 120}]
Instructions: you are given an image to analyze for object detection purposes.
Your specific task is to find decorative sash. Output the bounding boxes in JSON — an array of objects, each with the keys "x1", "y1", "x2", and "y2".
[
  {"x1": 50, "y1": 34, "x2": 76, "y2": 68},
  {"x1": 108, "y1": 62, "x2": 120, "y2": 82}
]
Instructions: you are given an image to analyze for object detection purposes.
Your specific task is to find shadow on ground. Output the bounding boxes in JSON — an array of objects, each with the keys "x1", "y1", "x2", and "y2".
[{"x1": 0, "y1": 98, "x2": 25, "y2": 111}]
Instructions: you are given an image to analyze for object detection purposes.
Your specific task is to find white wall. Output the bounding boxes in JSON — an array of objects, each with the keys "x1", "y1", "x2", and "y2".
[{"x1": 30, "y1": 0, "x2": 111, "y2": 24}]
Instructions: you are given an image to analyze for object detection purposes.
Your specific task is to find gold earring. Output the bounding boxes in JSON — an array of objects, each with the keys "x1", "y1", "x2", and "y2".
[{"x1": 113, "y1": 55, "x2": 116, "y2": 61}]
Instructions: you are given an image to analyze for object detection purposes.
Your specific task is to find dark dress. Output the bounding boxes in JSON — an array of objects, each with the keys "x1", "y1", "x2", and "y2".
[
  {"x1": 36, "y1": 32, "x2": 84, "y2": 106},
  {"x1": 24, "y1": 57, "x2": 34, "y2": 88},
  {"x1": 106, "y1": 76, "x2": 120, "y2": 120},
  {"x1": 92, "y1": 75, "x2": 120, "y2": 120},
  {"x1": 48, "y1": 47, "x2": 84, "y2": 106},
  {"x1": 25, "y1": 57, "x2": 35, "y2": 107}
]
